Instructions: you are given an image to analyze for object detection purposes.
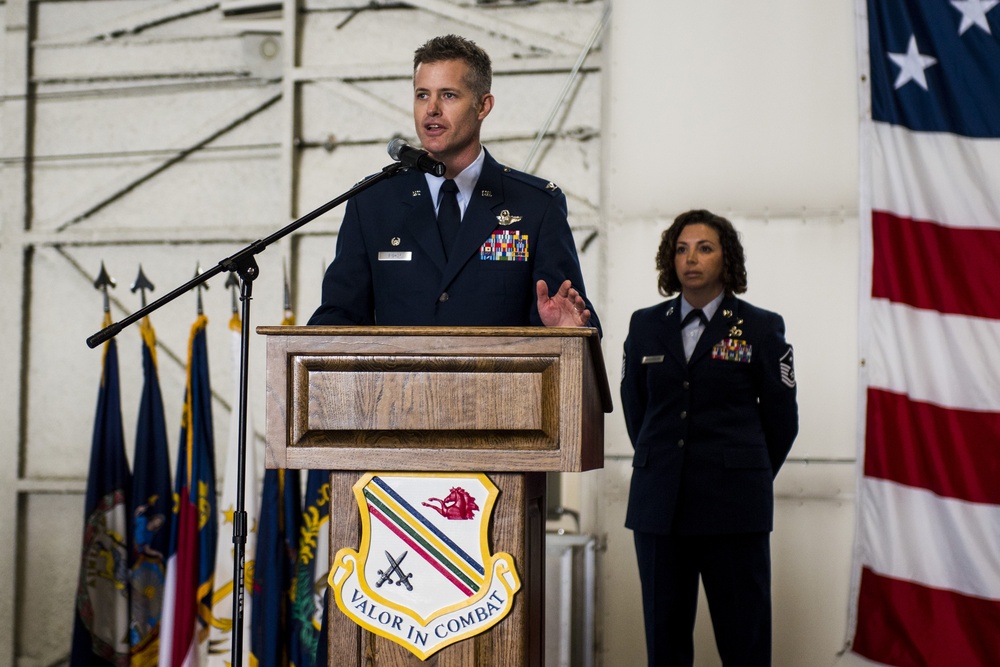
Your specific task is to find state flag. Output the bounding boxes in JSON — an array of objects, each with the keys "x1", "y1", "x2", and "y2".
[
  {"x1": 251, "y1": 468, "x2": 301, "y2": 667},
  {"x1": 70, "y1": 315, "x2": 133, "y2": 667},
  {"x1": 159, "y1": 314, "x2": 219, "y2": 667},
  {"x1": 129, "y1": 317, "x2": 173, "y2": 667},
  {"x1": 291, "y1": 470, "x2": 331, "y2": 667}
]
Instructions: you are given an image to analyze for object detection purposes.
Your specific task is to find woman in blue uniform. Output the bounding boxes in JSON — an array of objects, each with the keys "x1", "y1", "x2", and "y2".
[{"x1": 621, "y1": 209, "x2": 798, "y2": 666}]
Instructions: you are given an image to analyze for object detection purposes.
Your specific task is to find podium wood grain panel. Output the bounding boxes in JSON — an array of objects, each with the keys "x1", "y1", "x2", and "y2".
[
  {"x1": 262, "y1": 327, "x2": 608, "y2": 472},
  {"x1": 302, "y1": 358, "x2": 554, "y2": 434}
]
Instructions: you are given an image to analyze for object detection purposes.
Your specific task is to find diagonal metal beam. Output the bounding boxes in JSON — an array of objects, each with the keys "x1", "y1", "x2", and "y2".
[
  {"x1": 309, "y1": 77, "x2": 412, "y2": 134},
  {"x1": 55, "y1": 88, "x2": 282, "y2": 232},
  {"x1": 34, "y1": 0, "x2": 221, "y2": 46},
  {"x1": 522, "y1": 3, "x2": 609, "y2": 173},
  {"x1": 403, "y1": 0, "x2": 581, "y2": 54}
]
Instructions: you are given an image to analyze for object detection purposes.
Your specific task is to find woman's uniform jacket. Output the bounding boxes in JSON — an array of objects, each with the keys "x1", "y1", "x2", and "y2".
[
  {"x1": 307, "y1": 149, "x2": 598, "y2": 331},
  {"x1": 621, "y1": 294, "x2": 798, "y2": 535}
]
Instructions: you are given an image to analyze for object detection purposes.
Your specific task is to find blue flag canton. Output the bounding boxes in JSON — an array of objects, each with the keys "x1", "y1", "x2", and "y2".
[{"x1": 869, "y1": 0, "x2": 1000, "y2": 137}]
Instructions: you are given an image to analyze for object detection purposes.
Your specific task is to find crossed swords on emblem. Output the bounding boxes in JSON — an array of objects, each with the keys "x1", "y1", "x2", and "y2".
[{"x1": 376, "y1": 550, "x2": 413, "y2": 591}]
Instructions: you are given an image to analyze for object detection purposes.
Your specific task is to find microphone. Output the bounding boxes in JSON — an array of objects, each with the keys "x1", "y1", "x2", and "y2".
[{"x1": 387, "y1": 138, "x2": 446, "y2": 177}]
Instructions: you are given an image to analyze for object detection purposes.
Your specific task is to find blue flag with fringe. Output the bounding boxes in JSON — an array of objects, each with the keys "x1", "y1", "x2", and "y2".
[
  {"x1": 159, "y1": 314, "x2": 218, "y2": 666},
  {"x1": 291, "y1": 470, "x2": 332, "y2": 667},
  {"x1": 251, "y1": 468, "x2": 302, "y2": 667},
  {"x1": 71, "y1": 316, "x2": 133, "y2": 667},
  {"x1": 129, "y1": 317, "x2": 173, "y2": 666}
]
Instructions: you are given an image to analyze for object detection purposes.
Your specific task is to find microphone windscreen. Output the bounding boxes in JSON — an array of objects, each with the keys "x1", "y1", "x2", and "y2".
[{"x1": 387, "y1": 137, "x2": 407, "y2": 161}]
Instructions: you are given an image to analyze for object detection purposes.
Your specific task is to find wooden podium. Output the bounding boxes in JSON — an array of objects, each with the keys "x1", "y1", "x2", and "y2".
[{"x1": 260, "y1": 326, "x2": 612, "y2": 666}]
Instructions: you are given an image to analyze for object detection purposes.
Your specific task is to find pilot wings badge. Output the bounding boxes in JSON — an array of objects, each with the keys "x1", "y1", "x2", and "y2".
[
  {"x1": 497, "y1": 210, "x2": 522, "y2": 226},
  {"x1": 329, "y1": 472, "x2": 521, "y2": 660}
]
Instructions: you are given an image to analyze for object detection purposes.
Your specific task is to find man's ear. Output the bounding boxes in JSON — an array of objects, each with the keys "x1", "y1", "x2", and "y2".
[{"x1": 478, "y1": 93, "x2": 495, "y2": 121}]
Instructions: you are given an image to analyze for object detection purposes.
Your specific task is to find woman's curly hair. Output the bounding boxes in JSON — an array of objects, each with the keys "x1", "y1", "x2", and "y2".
[{"x1": 655, "y1": 209, "x2": 748, "y2": 297}]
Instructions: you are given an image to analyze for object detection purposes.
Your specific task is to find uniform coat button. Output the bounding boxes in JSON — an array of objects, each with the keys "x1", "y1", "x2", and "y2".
[
  {"x1": 678, "y1": 439, "x2": 685, "y2": 448},
  {"x1": 438, "y1": 292, "x2": 449, "y2": 302}
]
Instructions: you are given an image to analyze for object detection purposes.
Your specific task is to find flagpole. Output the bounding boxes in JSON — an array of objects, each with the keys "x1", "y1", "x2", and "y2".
[{"x1": 85, "y1": 160, "x2": 408, "y2": 667}]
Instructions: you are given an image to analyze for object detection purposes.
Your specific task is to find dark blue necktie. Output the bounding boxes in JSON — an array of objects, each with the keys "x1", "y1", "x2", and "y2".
[
  {"x1": 681, "y1": 308, "x2": 707, "y2": 328},
  {"x1": 437, "y1": 179, "x2": 460, "y2": 258}
]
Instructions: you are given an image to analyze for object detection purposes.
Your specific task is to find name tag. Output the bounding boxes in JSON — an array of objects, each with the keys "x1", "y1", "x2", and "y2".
[
  {"x1": 641, "y1": 355, "x2": 665, "y2": 364},
  {"x1": 378, "y1": 251, "x2": 412, "y2": 261}
]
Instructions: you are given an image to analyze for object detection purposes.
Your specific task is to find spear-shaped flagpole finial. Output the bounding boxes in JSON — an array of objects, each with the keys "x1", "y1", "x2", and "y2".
[
  {"x1": 194, "y1": 264, "x2": 208, "y2": 315},
  {"x1": 225, "y1": 271, "x2": 240, "y2": 315},
  {"x1": 94, "y1": 262, "x2": 116, "y2": 314},
  {"x1": 131, "y1": 265, "x2": 155, "y2": 308}
]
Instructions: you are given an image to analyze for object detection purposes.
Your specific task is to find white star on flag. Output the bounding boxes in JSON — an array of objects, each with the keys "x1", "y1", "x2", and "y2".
[
  {"x1": 888, "y1": 35, "x2": 938, "y2": 90},
  {"x1": 950, "y1": 0, "x2": 998, "y2": 35}
]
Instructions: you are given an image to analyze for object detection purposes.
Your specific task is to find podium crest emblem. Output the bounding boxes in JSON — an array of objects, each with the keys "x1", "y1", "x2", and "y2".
[{"x1": 329, "y1": 472, "x2": 521, "y2": 659}]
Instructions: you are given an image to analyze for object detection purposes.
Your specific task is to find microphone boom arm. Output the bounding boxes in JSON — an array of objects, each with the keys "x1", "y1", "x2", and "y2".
[{"x1": 86, "y1": 161, "x2": 406, "y2": 348}]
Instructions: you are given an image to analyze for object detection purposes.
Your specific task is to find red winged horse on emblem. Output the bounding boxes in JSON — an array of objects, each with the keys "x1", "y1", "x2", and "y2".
[{"x1": 422, "y1": 486, "x2": 479, "y2": 520}]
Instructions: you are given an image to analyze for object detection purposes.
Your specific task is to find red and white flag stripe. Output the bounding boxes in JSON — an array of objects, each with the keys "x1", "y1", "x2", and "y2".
[{"x1": 872, "y1": 123, "x2": 1000, "y2": 230}]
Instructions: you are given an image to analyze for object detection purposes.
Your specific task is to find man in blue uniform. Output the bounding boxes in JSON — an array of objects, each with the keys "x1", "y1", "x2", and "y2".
[
  {"x1": 621, "y1": 210, "x2": 798, "y2": 666},
  {"x1": 308, "y1": 34, "x2": 598, "y2": 331},
  {"x1": 309, "y1": 37, "x2": 599, "y2": 665}
]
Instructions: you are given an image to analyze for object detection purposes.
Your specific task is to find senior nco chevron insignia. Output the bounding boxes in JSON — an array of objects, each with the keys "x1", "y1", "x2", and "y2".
[{"x1": 329, "y1": 472, "x2": 521, "y2": 660}]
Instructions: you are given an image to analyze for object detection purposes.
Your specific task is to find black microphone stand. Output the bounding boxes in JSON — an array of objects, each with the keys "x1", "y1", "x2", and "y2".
[{"x1": 87, "y1": 160, "x2": 407, "y2": 667}]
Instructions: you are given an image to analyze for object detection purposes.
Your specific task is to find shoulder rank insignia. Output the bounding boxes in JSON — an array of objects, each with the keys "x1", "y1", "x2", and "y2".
[
  {"x1": 780, "y1": 346, "x2": 796, "y2": 387},
  {"x1": 497, "y1": 210, "x2": 521, "y2": 226}
]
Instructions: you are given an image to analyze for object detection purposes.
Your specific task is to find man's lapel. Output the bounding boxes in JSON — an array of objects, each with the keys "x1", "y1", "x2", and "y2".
[{"x1": 399, "y1": 169, "x2": 447, "y2": 271}]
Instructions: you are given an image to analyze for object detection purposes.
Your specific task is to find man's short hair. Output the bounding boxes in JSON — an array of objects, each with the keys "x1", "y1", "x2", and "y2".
[{"x1": 414, "y1": 34, "x2": 493, "y2": 102}]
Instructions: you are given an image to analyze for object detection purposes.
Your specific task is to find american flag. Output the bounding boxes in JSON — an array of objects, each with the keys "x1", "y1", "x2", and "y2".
[{"x1": 851, "y1": 0, "x2": 1000, "y2": 664}]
